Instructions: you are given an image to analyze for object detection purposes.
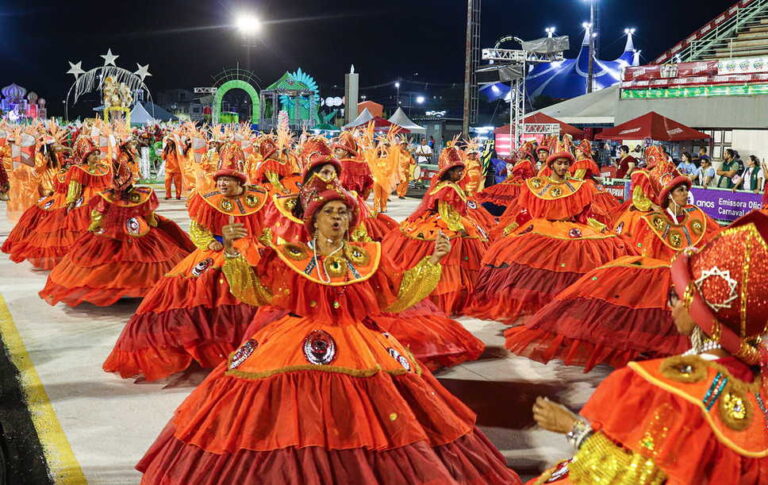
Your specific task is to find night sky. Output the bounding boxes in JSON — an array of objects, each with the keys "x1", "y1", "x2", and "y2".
[{"x1": 2, "y1": 0, "x2": 737, "y2": 116}]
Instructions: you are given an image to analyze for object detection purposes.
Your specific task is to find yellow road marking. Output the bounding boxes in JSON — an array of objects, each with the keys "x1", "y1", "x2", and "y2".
[{"x1": 0, "y1": 294, "x2": 87, "y2": 484}]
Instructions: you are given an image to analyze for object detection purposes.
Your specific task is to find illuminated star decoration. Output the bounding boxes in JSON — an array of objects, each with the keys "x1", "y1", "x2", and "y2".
[
  {"x1": 67, "y1": 61, "x2": 85, "y2": 79},
  {"x1": 694, "y1": 266, "x2": 739, "y2": 311},
  {"x1": 134, "y1": 64, "x2": 152, "y2": 82},
  {"x1": 101, "y1": 49, "x2": 119, "y2": 66}
]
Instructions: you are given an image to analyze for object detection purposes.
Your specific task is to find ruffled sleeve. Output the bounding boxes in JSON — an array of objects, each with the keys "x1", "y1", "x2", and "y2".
[
  {"x1": 384, "y1": 257, "x2": 443, "y2": 313},
  {"x1": 221, "y1": 253, "x2": 273, "y2": 307},
  {"x1": 189, "y1": 220, "x2": 216, "y2": 251}
]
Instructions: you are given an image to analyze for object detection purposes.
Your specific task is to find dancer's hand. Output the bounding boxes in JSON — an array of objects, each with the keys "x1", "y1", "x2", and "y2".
[
  {"x1": 208, "y1": 240, "x2": 224, "y2": 251},
  {"x1": 532, "y1": 397, "x2": 580, "y2": 434},
  {"x1": 222, "y1": 215, "x2": 247, "y2": 252},
  {"x1": 429, "y1": 231, "x2": 451, "y2": 264}
]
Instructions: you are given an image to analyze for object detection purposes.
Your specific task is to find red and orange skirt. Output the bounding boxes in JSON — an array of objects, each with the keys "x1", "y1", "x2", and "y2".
[
  {"x1": 469, "y1": 219, "x2": 634, "y2": 323},
  {"x1": 137, "y1": 313, "x2": 520, "y2": 485},
  {"x1": 384, "y1": 211, "x2": 490, "y2": 316},
  {"x1": 103, "y1": 241, "x2": 260, "y2": 381},
  {"x1": 39, "y1": 216, "x2": 192, "y2": 307},
  {"x1": 504, "y1": 256, "x2": 688, "y2": 371}
]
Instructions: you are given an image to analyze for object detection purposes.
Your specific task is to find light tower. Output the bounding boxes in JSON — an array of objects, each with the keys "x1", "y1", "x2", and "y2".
[{"x1": 463, "y1": 0, "x2": 481, "y2": 134}]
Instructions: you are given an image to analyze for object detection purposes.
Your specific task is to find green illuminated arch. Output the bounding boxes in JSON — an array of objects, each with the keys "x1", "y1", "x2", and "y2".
[{"x1": 212, "y1": 80, "x2": 260, "y2": 123}]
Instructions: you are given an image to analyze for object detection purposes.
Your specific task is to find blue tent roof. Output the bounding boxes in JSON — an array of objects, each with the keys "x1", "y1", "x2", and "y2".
[{"x1": 481, "y1": 29, "x2": 639, "y2": 102}]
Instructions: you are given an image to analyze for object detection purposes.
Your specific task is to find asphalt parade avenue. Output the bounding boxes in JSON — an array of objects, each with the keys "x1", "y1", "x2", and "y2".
[{"x1": 0, "y1": 192, "x2": 610, "y2": 484}]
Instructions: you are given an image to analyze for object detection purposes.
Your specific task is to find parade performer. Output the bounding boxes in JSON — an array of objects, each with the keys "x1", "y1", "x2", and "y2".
[
  {"x1": 5, "y1": 128, "x2": 40, "y2": 220},
  {"x1": 103, "y1": 153, "x2": 268, "y2": 381},
  {"x1": 249, "y1": 135, "x2": 301, "y2": 197},
  {"x1": 384, "y1": 146, "x2": 492, "y2": 315},
  {"x1": 478, "y1": 142, "x2": 536, "y2": 222},
  {"x1": 2, "y1": 147, "x2": 112, "y2": 270},
  {"x1": 39, "y1": 158, "x2": 193, "y2": 307},
  {"x1": 395, "y1": 138, "x2": 416, "y2": 199},
  {"x1": 570, "y1": 140, "x2": 621, "y2": 226},
  {"x1": 266, "y1": 139, "x2": 484, "y2": 368},
  {"x1": 462, "y1": 139, "x2": 485, "y2": 196},
  {"x1": 162, "y1": 135, "x2": 184, "y2": 200},
  {"x1": 468, "y1": 151, "x2": 634, "y2": 323},
  {"x1": 334, "y1": 130, "x2": 373, "y2": 200},
  {"x1": 137, "y1": 182, "x2": 521, "y2": 485},
  {"x1": 368, "y1": 138, "x2": 399, "y2": 213},
  {"x1": 529, "y1": 210, "x2": 768, "y2": 485},
  {"x1": 505, "y1": 168, "x2": 721, "y2": 371}
]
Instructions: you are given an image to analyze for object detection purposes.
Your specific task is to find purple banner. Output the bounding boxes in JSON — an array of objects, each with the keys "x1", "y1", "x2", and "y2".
[{"x1": 690, "y1": 187, "x2": 763, "y2": 223}]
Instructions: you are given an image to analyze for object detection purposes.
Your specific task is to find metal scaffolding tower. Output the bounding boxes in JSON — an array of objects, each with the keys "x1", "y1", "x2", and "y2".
[
  {"x1": 463, "y1": 0, "x2": 481, "y2": 134},
  {"x1": 479, "y1": 36, "x2": 567, "y2": 150}
]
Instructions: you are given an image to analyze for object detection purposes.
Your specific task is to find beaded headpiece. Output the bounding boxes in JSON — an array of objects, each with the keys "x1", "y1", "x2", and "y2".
[{"x1": 671, "y1": 210, "x2": 768, "y2": 365}]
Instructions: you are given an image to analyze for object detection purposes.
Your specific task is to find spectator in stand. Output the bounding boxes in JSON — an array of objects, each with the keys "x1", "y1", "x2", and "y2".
[
  {"x1": 733, "y1": 150, "x2": 745, "y2": 173},
  {"x1": 692, "y1": 147, "x2": 710, "y2": 168},
  {"x1": 428, "y1": 136, "x2": 435, "y2": 149},
  {"x1": 693, "y1": 158, "x2": 715, "y2": 188},
  {"x1": 615, "y1": 145, "x2": 637, "y2": 179},
  {"x1": 415, "y1": 138, "x2": 433, "y2": 165},
  {"x1": 733, "y1": 155, "x2": 764, "y2": 193},
  {"x1": 596, "y1": 143, "x2": 610, "y2": 167},
  {"x1": 716, "y1": 148, "x2": 740, "y2": 188},
  {"x1": 677, "y1": 152, "x2": 697, "y2": 176}
]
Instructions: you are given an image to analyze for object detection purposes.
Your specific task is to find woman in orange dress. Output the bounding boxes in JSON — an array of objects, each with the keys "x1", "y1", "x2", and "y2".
[
  {"x1": 384, "y1": 147, "x2": 492, "y2": 315},
  {"x1": 266, "y1": 139, "x2": 485, "y2": 369},
  {"x1": 529, "y1": 210, "x2": 768, "y2": 484},
  {"x1": 137, "y1": 185, "x2": 520, "y2": 485},
  {"x1": 505, "y1": 168, "x2": 721, "y2": 371},
  {"x1": 250, "y1": 137, "x2": 301, "y2": 198},
  {"x1": 103, "y1": 152, "x2": 269, "y2": 381},
  {"x1": 477, "y1": 143, "x2": 535, "y2": 217},
  {"x1": 487, "y1": 150, "x2": 538, "y2": 240},
  {"x1": 468, "y1": 151, "x2": 634, "y2": 324},
  {"x1": 2, "y1": 148, "x2": 112, "y2": 269},
  {"x1": 334, "y1": 131, "x2": 373, "y2": 200},
  {"x1": 569, "y1": 140, "x2": 621, "y2": 226},
  {"x1": 39, "y1": 159, "x2": 193, "y2": 307}
]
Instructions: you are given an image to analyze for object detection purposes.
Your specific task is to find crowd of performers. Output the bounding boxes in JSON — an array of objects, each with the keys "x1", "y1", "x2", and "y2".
[{"x1": 1, "y1": 118, "x2": 768, "y2": 484}]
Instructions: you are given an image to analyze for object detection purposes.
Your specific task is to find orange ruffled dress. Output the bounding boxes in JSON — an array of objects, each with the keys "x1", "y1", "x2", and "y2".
[
  {"x1": 137, "y1": 241, "x2": 520, "y2": 485},
  {"x1": 39, "y1": 187, "x2": 194, "y2": 307},
  {"x1": 505, "y1": 206, "x2": 721, "y2": 371},
  {"x1": 468, "y1": 176, "x2": 635, "y2": 324},
  {"x1": 339, "y1": 156, "x2": 374, "y2": 201},
  {"x1": 476, "y1": 159, "x2": 535, "y2": 215},
  {"x1": 262, "y1": 182, "x2": 485, "y2": 370},
  {"x1": 384, "y1": 180, "x2": 493, "y2": 316},
  {"x1": 103, "y1": 186, "x2": 269, "y2": 381},
  {"x1": 250, "y1": 157, "x2": 302, "y2": 198},
  {"x1": 2, "y1": 163, "x2": 113, "y2": 270},
  {"x1": 531, "y1": 355, "x2": 768, "y2": 484}
]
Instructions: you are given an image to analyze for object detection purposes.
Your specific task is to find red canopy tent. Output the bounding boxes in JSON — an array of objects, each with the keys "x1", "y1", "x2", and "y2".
[
  {"x1": 494, "y1": 112, "x2": 585, "y2": 138},
  {"x1": 595, "y1": 112, "x2": 710, "y2": 141}
]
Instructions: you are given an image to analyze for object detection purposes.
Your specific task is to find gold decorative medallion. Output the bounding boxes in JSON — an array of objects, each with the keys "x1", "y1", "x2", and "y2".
[
  {"x1": 718, "y1": 388, "x2": 752, "y2": 431},
  {"x1": 660, "y1": 355, "x2": 706, "y2": 383},
  {"x1": 344, "y1": 244, "x2": 370, "y2": 265},
  {"x1": 691, "y1": 220, "x2": 703, "y2": 236},
  {"x1": 282, "y1": 243, "x2": 308, "y2": 261},
  {"x1": 668, "y1": 230, "x2": 683, "y2": 248},
  {"x1": 220, "y1": 199, "x2": 233, "y2": 211}
]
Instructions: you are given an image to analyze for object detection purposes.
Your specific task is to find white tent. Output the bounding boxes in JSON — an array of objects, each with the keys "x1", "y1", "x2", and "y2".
[
  {"x1": 533, "y1": 84, "x2": 619, "y2": 125},
  {"x1": 342, "y1": 108, "x2": 374, "y2": 129},
  {"x1": 388, "y1": 107, "x2": 426, "y2": 135},
  {"x1": 130, "y1": 102, "x2": 155, "y2": 125}
]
